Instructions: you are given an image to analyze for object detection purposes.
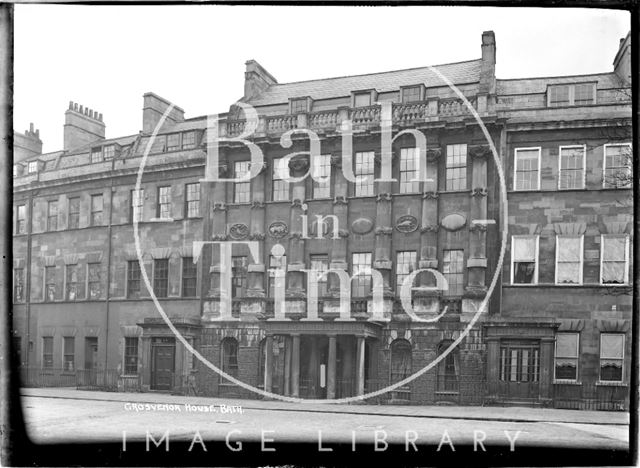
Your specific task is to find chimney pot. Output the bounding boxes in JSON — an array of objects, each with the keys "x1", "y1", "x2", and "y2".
[
  {"x1": 69, "y1": 101, "x2": 74, "y2": 110},
  {"x1": 99, "y1": 113, "x2": 103, "y2": 121}
]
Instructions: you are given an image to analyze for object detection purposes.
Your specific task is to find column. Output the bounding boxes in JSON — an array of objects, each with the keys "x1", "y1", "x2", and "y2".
[
  {"x1": 283, "y1": 335, "x2": 291, "y2": 396},
  {"x1": 373, "y1": 150, "x2": 393, "y2": 296},
  {"x1": 539, "y1": 337, "x2": 555, "y2": 402},
  {"x1": 466, "y1": 145, "x2": 490, "y2": 296},
  {"x1": 247, "y1": 157, "x2": 268, "y2": 298},
  {"x1": 264, "y1": 334, "x2": 273, "y2": 394},
  {"x1": 327, "y1": 335, "x2": 337, "y2": 399},
  {"x1": 291, "y1": 334, "x2": 300, "y2": 398},
  {"x1": 416, "y1": 147, "x2": 441, "y2": 314},
  {"x1": 328, "y1": 145, "x2": 349, "y2": 296},
  {"x1": 341, "y1": 337, "x2": 354, "y2": 396},
  {"x1": 355, "y1": 336, "x2": 365, "y2": 396},
  {"x1": 286, "y1": 155, "x2": 309, "y2": 299}
]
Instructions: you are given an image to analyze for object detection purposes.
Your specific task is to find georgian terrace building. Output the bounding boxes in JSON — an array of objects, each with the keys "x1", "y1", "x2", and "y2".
[{"x1": 12, "y1": 31, "x2": 632, "y2": 408}]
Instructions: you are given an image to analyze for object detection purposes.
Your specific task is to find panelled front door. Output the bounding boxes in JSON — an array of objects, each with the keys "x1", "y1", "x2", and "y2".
[
  {"x1": 85, "y1": 337, "x2": 98, "y2": 385},
  {"x1": 498, "y1": 340, "x2": 540, "y2": 400},
  {"x1": 151, "y1": 338, "x2": 175, "y2": 391}
]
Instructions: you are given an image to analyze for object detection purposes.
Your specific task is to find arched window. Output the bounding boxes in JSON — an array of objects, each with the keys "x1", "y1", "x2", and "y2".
[
  {"x1": 221, "y1": 337, "x2": 239, "y2": 380},
  {"x1": 390, "y1": 339, "x2": 412, "y2": 401},
  {"x1": 437, "y1": 340, "x2": 459, "y2": 392}
]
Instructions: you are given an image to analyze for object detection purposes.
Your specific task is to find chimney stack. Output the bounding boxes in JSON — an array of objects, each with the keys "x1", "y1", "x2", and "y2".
[
  {"x1": 13, "y1": 122, "x2": 43, "y2": 162},
  {"x1": 142, "y1": 92, "x2": 185, "y2": 135},
  {"x1": 479, "y1": 31, "x2": 496, "y2": 96},
  {"x1": 613, "y1": 32, "x2": 631, "y2": 85},
  {"x1": 64, "y1": 101, "x2": 106, "y2": 151},
  {"x1": 243, "y1": 60, "x2": 278, "y2": 101}
]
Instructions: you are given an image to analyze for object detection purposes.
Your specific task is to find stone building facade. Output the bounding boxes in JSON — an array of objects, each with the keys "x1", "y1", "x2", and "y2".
[{"x1": 12, "y1": 31, "x2": 632, "y2": 409}]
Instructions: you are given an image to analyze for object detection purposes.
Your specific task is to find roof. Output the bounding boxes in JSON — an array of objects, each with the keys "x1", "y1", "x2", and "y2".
[
  {"x1": 497, "y1": 72, "x2": 625, "y2": 95},
  {"x1": 64, "y1": 134, "x2": 139, "y2": 156},
  {"x1": 246, "y1": 59, "x2": 483, "y2": 106}
]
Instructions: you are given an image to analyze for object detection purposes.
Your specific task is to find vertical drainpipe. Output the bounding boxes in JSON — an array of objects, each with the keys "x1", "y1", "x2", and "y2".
[{"x1": 104, "y1": 158, "x2": 115, "y2": 371}]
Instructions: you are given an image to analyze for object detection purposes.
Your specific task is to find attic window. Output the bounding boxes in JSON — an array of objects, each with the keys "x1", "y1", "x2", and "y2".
[
  {"x1": 548, "y1": 83, "x2": 595, "y2": 107},
  {"x1": 354, "y1": 92, "x2": 372, "y2": 108},
  {"x1": 402, "y1": 86, "x2": 422, "y2": 103},
  {"x1": 103, "y1": 145, "x2": 115, "y2": 160},
  {"x1": 182, "y1": 131, "x2": 196, "y2": 149},
  {"x1": 290, "y1": 98, "x2": 308, "y2": 114},
  {"x1": 167, "y1": 133, "x2": 181, "y2": 151},
  {"x1": 27, "y1": 161, "x2": 38, "y2": 174},
  {"x1": 91, "y1": 148, "x2": 103, "y2": 163}
]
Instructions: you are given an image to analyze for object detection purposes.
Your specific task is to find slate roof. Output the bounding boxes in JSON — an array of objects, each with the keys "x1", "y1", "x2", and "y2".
[
  {"x1": 247, "y1": 59, "x2": 482, "y2": 106},
  {"x1": 497, "y1": 72, "x2": 625, "y2": 95}
]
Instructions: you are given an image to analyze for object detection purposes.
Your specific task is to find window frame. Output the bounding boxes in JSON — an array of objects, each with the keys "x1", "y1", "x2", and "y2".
[
  {"x1": 312, "y1": 154, "x2": 332, "y2": 199},
  {"x1": 65, "y1": 264, "x2": 80, "y2": 301},
  {"x1": 395, "y1": 250, "x2": 417, "y2": 293},
  {"x1": 354, "y1": 151, "x2": 375, "y2": 197},
  {"x1": 231, "y1": 255, "x2": 248, "y2": 298},
  {"x1": 310, "y1": 254, "x2": 330, "y2": 297},
  {"x1": 514, "y1": 147, "x2": 542, "y2": 191},
  {"x1": 185, "y1": 182, "x2": 201, "y2": 218},
  {"x1": 68, "y1": 197, "x2": 80, "y2": 229},
  {"x1": 182, "y1": 131, "x2": 197, "y2": 149},
  {"x1": 554, "y1": 332, "x2": 579, "y2": 383},
  {"x1": 401, "y1": 85, "x2": 423, "y2": 104},
  {"x1": 62, "y1": 336, "x2": 75, "y2": 372},
  {"x1": 445, "y1": 144, "x2": 467, "y2": 192},
  {"x1": 47, "y1": 200, "x2": 58, "y2": 231},
  {"x1": 353, "y1": 91, "x2": 373, "y2": 108},
  {"x1": 27, "y1": 161, "x2": 38, "y2": 174},
  {"x1": 599, "y1": 333, "x2": 625, "y2": 383},
  {"x1": 399, "y1": 147, "x2": 421, "y2": 194},
  {"x1": 90, "y1": 194, "x2": 103, "y2": 226},
  {"x1": 351, "y1": 252, "x2": 372, "y2": 297},
  {"x1": 555, "y1": 235, "x2": 584, "y2": 285},
  {"x1": 442, "y1": 249, "x2": 465, "y2": 296},
  {"x1": 124, "y1": 337, "x2": 139, "y2": 375},
  {"x1": 166, "y1": 133, "x2": 182, "y2": 152},
  {"x1": 42, "y1": 336, "x2": 54, "y2": 369},
  {"x1": 127, "y1": 260, "x2": 141, "y2": 299},
  {"x1": 558, "y1": 145, "x2": 586, "y2": 190},
  {"x1": 290, "y1": 97, "x2": 308, "y2": 114},
  {"x1": 272, "y1": 158, "x2": 290, "y2": 202},
  {"x1": 510, "y1": 235, "x2": 540, "y2": 285},
  {"x1": 220, "y1": 337, "x2": 239, "y2": 381},
  {"x1": 13, "y1": 267, "x2": 25, "y2": 303},
  {"x1": 234, "y1": 161, "x2": 251, "y2": 203},
  {"x1": 156, "y1": 186, "x2": 172, "y2": 219},
  {"x1": 44, "y1": 265, "x2": 56, "y2": 302},
  {"x1": 16, "y1": 204, "x2": 26, "y2": 234},
  {"x1": 103, "y1": 145, "x2": 116, "y2": 160},
  {"x1": 153, "y1": 259, "x2": 169, "y2": 298},
  {"x1": 547, "y1": 82, "x2": 596, "y2": 107},
  {"x1": 599, "y1": 234, "x2": 630, "y2": 286},
  {"x1": 602, "y1": 143, "x2": 632, "y2": 189},
  {"x1": 181, "y1": 256, "x2": 198, "y2": 297},
  {"x1": 90, "y1": 148, "x2": 103, "y2": 164},
  {"x1": 130, "y1": 188, "x2": 144, "y2": 223},
  {"x1": 87, "y1": 262, "x2": 101, "y2": 300}
]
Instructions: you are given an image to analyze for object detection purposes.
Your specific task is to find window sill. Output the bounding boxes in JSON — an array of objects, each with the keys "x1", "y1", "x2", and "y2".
[
  {"x1": 149, "y1": 217, "x2": 174, "y2": 223},
  {"x1": 596, "y1": 381, "x2": 627, "y2": 387},
  {"x1": 435, "y1": 391, "x2": 460, "y2": 396},
  {"x1": 120, "y1": 374, "x2": 140, "y2": 378},
  {"x1": 553, "y1": 380, "x2": 581, "y2": 385}
]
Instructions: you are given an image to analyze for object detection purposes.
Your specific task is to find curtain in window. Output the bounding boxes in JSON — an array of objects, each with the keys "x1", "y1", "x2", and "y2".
[
  {"x1": 513, "y1": 237, "x2": 536, "y2": 261},
  {"x1": 602, "y1": 237, "x2": 626, "y2": 283}
]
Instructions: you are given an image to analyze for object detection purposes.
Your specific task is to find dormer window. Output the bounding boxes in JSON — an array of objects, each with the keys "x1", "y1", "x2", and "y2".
[
  {"x1": 182, "y1": 131, "x2": 196, "y2": 149},
  {"x1": 354, "y1": 92, "x2": 372, "y2": 108},
  {"x1": 27, "y1": 161, "x2": 38, "y2": 174},
  {"x1": 167, "y1": 133, "x2": 181, "y2": 152},
  {"x1": 401, "y1": 85, "x2": 423, "y2": 103},
  {"x1": 91, "y1": 148, "x2": 103, "y2": 163},
  {"x1": 103, "y1": 145, "x2": 115, "y2": 160},
  {"x1": 548, "y1": 83, "x2": 595, "y2": 107},
  {"x1": 290, "y1": 98, "x2": 309, "y2": 114}
]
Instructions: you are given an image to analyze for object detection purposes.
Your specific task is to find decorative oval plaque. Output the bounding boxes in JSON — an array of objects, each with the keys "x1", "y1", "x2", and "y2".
[
  {"x1": 268, "y1": 221, "x2": 288, "y2": 239},
  {"x1": 351, "y1": 217, "x2": 374, "y2": 235},
  {"x1": 440, "y1": 213, "x2": 467, "y2": 231},
  {"x1": 229, "y1": 223, "x2": 249, "y2": 240},
  {"x1": 395, "y1": 215, "x2": 418, "y2": 233}
]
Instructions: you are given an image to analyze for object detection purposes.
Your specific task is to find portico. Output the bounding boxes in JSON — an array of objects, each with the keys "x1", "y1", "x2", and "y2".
[{"x1": 262, "y1": 321, "x2": 381, "y2": 399}]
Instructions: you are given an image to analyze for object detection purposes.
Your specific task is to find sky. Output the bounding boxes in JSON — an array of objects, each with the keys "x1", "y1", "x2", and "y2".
[{"x1": 13, "y1": 5, "x2": 630, "y2": 153}]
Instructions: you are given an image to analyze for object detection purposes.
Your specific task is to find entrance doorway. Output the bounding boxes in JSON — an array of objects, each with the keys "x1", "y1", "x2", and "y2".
[
  {"x1": 84, "y1": 338, "x2": 98, "y2": 385},
  {"x1": 498, "y1": 340, "x2": 540, "y2": 400},
  {"x1": 151, "y1": 337, "x2": 175, "y2": 391}
]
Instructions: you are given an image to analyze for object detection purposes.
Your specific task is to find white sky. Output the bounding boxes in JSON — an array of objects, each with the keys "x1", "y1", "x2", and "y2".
[{"x1": 14, "y1": 5, "x2": 630, "y2": 153}]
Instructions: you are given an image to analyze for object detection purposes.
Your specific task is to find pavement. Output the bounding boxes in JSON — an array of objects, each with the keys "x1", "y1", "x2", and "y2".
[{"x1": 20, "y1": 386, "x2": 630, "y2": 425}]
